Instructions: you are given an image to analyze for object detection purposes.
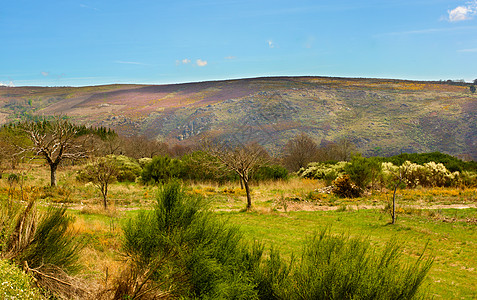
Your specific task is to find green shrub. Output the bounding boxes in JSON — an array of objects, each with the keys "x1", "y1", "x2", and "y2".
[
  {"x1": 119, "y1": 180, "x2": 261, "y2": 299},
  {"x1": 285, "y1": 229, "x2": 432, "y2": 300},
  {"x1": 140, "y1": 155, "x2": 184, "y2": 184},
  {"x1": 106, "y1": 154, "x2": 142, "y2": 182},
  {"x1": 344, "y1": 155, "x2": 382, "y2": 190},
  {"x1": 180, "y1": 151, "x2": 236, "y2": 183}
]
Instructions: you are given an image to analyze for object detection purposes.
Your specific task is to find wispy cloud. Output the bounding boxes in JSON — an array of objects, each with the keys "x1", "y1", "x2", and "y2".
[
  {"x1": 448, "y1": 1, "x2": 477, "y2": 22},
  {"x1": 80, "y1": 4, "x2": 99, "y2": 11},
  {"x1": 225, "y1": 56, "x2": 236, "y2": 60},
  {"x1": 41, "y1": 71, "x2": 49, "y2": 77},
  {"x1": 196, "y1": 59, "x2": 208, "y2": 67},
  {"x1": 267, "y1": 40, "x2": 276, "y2": 48},
  {"x1": 375, "y1": 26, "x2": 477, "y2": 37},
  {"x1": 115, "y1": 60, "x2": 149, "y2": 66},
  {"x1": 458, "y1": 48, "x2": 477, "y2": 52}
]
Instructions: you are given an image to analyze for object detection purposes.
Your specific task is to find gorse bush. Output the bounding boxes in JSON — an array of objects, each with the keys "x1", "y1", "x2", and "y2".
[
  {"x1": 285, "y1": 229, "x2": 433, "y2": 300},
  {"x1": 0, "y1": 200, "x2": 86, "y2": 299},
  {"x1": 119, "y1": 180, "x2": 263, "y2": 299},
  {"x1": 298, "y1": 161, "x2": 347, "y2": 182},
  {"x1": 332, "y1": 175, "x2": 362, "y2": 198}
]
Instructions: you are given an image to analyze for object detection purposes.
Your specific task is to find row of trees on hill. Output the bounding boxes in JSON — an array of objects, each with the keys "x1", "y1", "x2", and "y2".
[{"x1": 1, "y1": 118, "x2": 475, "y2": 211}]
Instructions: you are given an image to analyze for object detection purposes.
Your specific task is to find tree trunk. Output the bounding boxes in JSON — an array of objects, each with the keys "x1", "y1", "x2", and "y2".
[
  {"x1": 392, "y1": 177, "x2": 402, "y2": 224},
  {"x1": 50, "y1": 163, "x2": 58, "y2": 187},
  {"x1": 102, "y1": 184, "x2": 108, "y2": 209},
  {"x1": 243, "y1": 178, "x2": 252, "y2": 211}
]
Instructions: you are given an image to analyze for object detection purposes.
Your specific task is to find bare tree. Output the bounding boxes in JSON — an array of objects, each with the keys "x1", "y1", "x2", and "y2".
[
  {"x1": 282, "y1": 133, "x2": 318, "y2": 171},
  {"x1": 17, "y1": 118, "x2": 91, "y2": 186},
  {"x1": 203, "y1": 140, "x2": 268, "y2": 211},
  {"x1": 80, "y1": 158, "x2": 119, "y2": 209},
  {"x1": 122, "y1": 135, "x2": 169, "y2": 159}
]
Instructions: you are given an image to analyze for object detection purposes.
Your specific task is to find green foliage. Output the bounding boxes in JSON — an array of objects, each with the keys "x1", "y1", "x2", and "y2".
[
  {"x1": 285, "y1": 229, "x2": 432, "y2": 300},
  {"x1": 15, "y1": 206, "x2": 83, "y2": 274},
  {"x1": 180, "y1": 151, "x2": 236, "y2": 183},
  {"x1": 344, "y1": 155, "x2": 382, "y2": 190},
  {"x1": 382, "y1": 151, "x2": 477, "y2": 172},
  {"x1": 252, "y1": 164, "x2": 289, "y2": 181},
  {"x1": 0, "y1": 259, "x2": 45, "y2": 299},
  {"x1": 140, "y1": 155, "x2": 184, "y2": 184},
  {"x1": 120, "y1": 181, "x2": 262, "y2": 298},
  {"x1": 104, "y1": 155, "x2": 141, "y2": 182}
]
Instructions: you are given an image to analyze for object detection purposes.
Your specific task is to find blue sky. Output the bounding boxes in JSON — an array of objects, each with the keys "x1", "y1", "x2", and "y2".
[{"x1": 1, "y1": 0, "x2": 477, "y2": 86}]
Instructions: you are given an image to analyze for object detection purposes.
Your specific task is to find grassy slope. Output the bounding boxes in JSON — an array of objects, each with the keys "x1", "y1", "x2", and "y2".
[{"x1": 1, "y1": 77, "x2": 476, "y2": 159}]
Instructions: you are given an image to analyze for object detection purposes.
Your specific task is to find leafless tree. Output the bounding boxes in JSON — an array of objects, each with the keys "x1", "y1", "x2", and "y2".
[
  {"x1": 17, "y1": 118, "x2": 91, "y2": 186},
  {"x1": 121, "y1": 135, "x2": 169, "y2": 159},
  {"x1": 80, "y1": 158, "x2": 119, "y2": 209},
  {"x1": 203, "y1": 140, "x2": 268, "y2": 211},
  {"x1": 282, "y1": 133, "x2": 318, "y2": 171}
]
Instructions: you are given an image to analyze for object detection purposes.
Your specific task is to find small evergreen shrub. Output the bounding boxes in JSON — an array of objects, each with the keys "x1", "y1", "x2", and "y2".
[{"x1": 252, "y1": 164, "x2": 289, "y2": 181}]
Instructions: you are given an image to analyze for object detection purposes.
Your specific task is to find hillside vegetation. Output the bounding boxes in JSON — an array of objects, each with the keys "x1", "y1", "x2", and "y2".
[{"x1": 1, "y1": 76, "x2": 476, "y2": 159}]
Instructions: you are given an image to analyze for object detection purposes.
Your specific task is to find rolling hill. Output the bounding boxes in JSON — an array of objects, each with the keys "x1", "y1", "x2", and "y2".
[{"x1": 0, "y1": 76, "x2": 476, "y2": 159}]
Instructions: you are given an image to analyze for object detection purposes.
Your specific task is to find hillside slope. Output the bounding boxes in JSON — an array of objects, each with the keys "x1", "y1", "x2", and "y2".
[{"x1": 0, "y1": 77, "x2": 475, "y2": 159}]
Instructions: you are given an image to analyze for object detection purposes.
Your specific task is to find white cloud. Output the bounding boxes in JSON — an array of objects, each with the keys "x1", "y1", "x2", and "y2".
[
  {"x1": 225, "y1": 56, "x2": 236, "y2": 60},
  {"x1": 267, "y1": 40, "x2": 276, "y2": 48},
  {"x1": 448, "y1": 1, "x2": 477, "y2": 22},
  {"x1": 196, "y1": 59, "x2": 208, "y2": 67},
  {"x1": 0, "y1": 81, "x2": 15, "y2": 87},
  {"x1": 41, "y1": 71, "x2": 49, "y2": 77},
  {"x1": 182, "y1": 59, "x2": 191, "y2": 64}
]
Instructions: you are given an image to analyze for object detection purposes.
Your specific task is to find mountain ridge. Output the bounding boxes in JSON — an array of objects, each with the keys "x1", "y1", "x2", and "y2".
[{"x1": 1, "y1": 76, "x2": 475, "y2": 159}]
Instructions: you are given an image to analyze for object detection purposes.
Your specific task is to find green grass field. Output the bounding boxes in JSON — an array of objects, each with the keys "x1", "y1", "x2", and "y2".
[{"x1": 1, "y1": 165, "x2": 476, "y2": 298}]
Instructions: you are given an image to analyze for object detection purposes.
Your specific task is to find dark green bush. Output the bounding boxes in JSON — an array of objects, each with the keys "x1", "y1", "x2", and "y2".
[
  {"x1": 120, "y1": 180, "x2": 262, "y2": 298},
  {"x1": 140, "y1": 155, "x2": 184, "y2": 184},
  {"x1": 252, "y1": 164, "x2": 289, "y2": 181},
  {"x1": 285, "y1": 229, "x2": 432, "y2": 300}
]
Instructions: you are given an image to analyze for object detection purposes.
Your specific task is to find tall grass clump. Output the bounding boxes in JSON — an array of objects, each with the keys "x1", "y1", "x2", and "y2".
[
  {"x1": 286, "y1": 229, "x2": 433, "y2": 300},
  {"x1": 0, "y1": 199, "x2": 87, "y2": 299},
  {"x1": 116, "y1": 180, "x2": 269, "y2": 299}
]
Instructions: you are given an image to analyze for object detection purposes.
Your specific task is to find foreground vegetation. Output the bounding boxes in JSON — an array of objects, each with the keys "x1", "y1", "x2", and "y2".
[{"x1": 0, "y1": 163, "x2": 475, "y2": 298}]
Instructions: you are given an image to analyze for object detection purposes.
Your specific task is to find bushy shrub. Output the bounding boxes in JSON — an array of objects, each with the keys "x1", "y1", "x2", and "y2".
[
  {"x1": 180, "y1": 151, "x2": 236, "y2": 183},
  {"x1": 119, "y1": 180, "x2": 261, "y2": 298},
  {"x1": 298, "y1": 161, "x2": 347, "y2": 182},
  {"x1": 344, "y1": 155, "x2": 382, "y2": 190},
  {"x1": 284, "y1": 229, "x2": 432, "y2": 300},
  {"x1": 140, "y1": 155, "x2": 184, "y2": 184},
  {"x1": 1, "y1": 201, "x2": 86, "y2": 298},
  {"x1": 332, "y1": 175, "x2": 362, "y2": 198},
  {"x1": 383, "y1": 160, "x2": 462, "y2": 188},
  {"x1": 252, "y1": 164, "x2": 289, "y2": 181},
  {"x1": 105, "y1": 155, "x2": 142, "y2": 182}
]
